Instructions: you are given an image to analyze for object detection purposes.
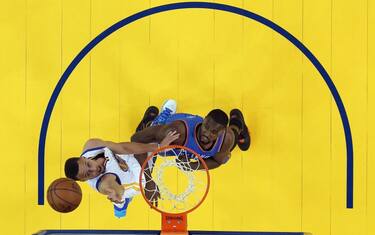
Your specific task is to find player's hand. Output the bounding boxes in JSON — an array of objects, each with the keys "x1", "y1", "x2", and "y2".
[
  {"x1": 160, "y1": 130, "x2": 180, "y2": 147},
  {"x1": 107, "y1": 188, "x2": 124, "y2": 204},
  {"x1": 145, "y1": 181, "x2": 160, "y2": 207}
]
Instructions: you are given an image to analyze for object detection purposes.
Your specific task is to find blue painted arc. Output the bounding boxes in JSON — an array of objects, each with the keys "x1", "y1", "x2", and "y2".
[{"x1": 38, "y1": 2, "x2": 353, "y2": 208}]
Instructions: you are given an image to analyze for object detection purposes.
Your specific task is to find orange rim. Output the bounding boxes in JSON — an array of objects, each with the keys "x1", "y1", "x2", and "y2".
[{"x1": 139, "y1": 145, "x2": 210, "y2": 215}]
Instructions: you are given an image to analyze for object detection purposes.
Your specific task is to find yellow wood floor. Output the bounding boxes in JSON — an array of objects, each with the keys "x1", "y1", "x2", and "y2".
[{"x1": 0, "y1": 0, "x2": 374, "y2": 234}]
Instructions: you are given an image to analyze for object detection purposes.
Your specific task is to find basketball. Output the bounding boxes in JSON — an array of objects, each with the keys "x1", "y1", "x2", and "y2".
[{"x1": 47, "y1": 178, "x2": 82, "y2": 213}]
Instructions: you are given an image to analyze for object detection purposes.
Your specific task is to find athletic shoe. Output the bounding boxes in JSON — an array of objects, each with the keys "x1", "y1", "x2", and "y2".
[
  {"x1": 230, "y1": 109, "x2": 251, "y2": 151},
  {"x1": 135, "y1": 106, "x2": 159, "y2": 132},
  {"x1": 152, "y1": 99, "x2": 177, "y2": 125}
]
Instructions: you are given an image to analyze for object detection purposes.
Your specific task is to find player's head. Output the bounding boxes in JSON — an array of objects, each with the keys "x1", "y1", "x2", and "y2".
[
  {"x1": 200, "y1": 109, "x2": 228, "y2": 144},
  {"x1": 65, "y1": 157, "x2": 105, "y2": 181}
]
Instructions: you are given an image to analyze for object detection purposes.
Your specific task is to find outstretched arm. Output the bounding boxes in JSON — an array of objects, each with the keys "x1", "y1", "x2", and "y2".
[
  {"x1": 131, "y1": 123, "x2": 180, "y2": 144},
  {"x1": 130, "y1": 125, "x2": 164, "y2": 143},
  {"x1": 83, "y1": 131, "x2": 179, "y2": 155}
]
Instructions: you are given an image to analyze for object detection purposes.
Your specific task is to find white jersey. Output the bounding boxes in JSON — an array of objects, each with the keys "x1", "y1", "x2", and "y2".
[{"x1": 81, "y1": 146, "x2": 146, "y2": 201}]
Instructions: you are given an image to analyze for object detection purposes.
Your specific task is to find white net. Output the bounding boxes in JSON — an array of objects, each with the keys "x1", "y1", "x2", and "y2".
[{"x1": 140, "y1": 146, "x2": 210, "y2": 214}]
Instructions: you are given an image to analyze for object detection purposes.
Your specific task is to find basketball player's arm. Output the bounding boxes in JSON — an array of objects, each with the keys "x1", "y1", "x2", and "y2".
[
  {"x1": 130, "y1": 125, "x2": 164, "y2": 143},
  {"x1": 187, "y1": 153, "x2": 228, "y2": 170},
  {"x1": 211, "y1": 128, "x2": 235, "y2": 166},
  {"x1": 83, "y1": 132, "x2": 179, "y2": 155},
  {"x1": 184, "y1": 156, "x2": 223, "y2": 170},
  {"x1": 131, "y1": 122, "x2": 182, "y2": 144},
  {"x1": 97, "y1": 174, "x2": 124, "y2": 204}
]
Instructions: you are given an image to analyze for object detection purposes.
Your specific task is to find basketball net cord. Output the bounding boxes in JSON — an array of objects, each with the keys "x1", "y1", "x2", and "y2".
[{"x1": 142, "y1": 148, "x2": 205, "y2": 211}]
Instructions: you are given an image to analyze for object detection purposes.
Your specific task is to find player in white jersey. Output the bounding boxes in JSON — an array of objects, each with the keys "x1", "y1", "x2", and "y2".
[
  {"x1": 64, "y1": 100, "x2": 178, "y2": 217},
  {"x1": 64, "y1": 131, "x2": 178, "y2": 217}
]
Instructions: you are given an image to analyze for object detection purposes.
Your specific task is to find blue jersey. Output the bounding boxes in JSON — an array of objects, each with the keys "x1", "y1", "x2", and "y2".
[{"x1": 163, "y1": 113, "x2": 225, "y2": 159}]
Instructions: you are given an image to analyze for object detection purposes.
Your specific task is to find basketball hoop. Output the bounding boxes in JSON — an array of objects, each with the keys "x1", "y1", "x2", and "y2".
[{"x1": 139, "y1": 145, "x2": 210, "y2": 235}]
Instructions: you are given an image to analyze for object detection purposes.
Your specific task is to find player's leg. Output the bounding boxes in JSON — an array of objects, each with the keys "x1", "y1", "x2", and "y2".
[
  {"x1": 229, "y1": 109, "x2": 251, "y2": 151},
  {"x1": 135, "y1": 106, "x2": 159, "y2": 132}
]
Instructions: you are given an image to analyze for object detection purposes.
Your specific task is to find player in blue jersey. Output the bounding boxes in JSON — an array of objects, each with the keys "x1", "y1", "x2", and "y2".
[{"x1": 131, "y1": 100, "x2": 250, "y2": 170}]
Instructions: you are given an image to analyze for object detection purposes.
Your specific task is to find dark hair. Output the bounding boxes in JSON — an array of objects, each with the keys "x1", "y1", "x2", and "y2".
[
  {"x1": 206, "y1": 109, "x2": 228, "y2": 127},
  {"x1": 64, "y1": 157, "x2": 80, "y2": 180}
]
